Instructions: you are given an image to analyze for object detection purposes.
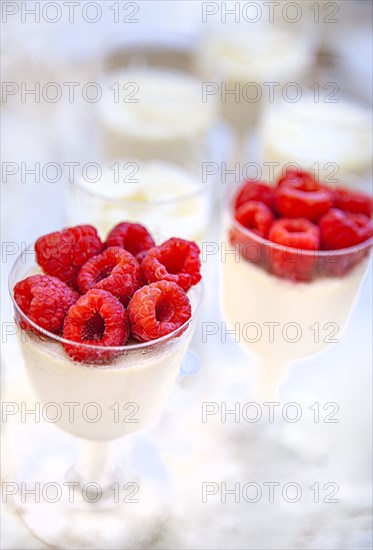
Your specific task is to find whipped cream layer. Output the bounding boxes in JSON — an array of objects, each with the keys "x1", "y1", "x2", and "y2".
[
  {"x1": 97, "y1": 68, "x2": 216, "y2": 161},
  {"x1": 201, "y1": 29, "x2": 313, "y2": 82},
  {"x1": 261, "y1": 97, "x2": 372, "y2": 179},
  {"x1": 67, "y1": 161, "x2": 211, "y2": 242}
]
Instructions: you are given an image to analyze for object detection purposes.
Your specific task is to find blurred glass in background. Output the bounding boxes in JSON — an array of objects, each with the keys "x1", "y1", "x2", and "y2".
[
  {"x1": 65, "y1": 31, "x2": 219, "y2": 242},
  {"x1": 2, "y1": 0, "x2": 372, "y2": 244}
]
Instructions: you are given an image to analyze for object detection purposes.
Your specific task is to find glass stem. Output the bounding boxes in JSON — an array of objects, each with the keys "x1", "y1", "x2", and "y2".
[
  {"x1": 75, "y1": 439, "x2": 112, "y2": 486},
  {"x1": 254, "y1": 358, "x2": 290, "y2": 403},
  {"x1": 231, "y1": 130, "x2": 247, "y2": 164}
]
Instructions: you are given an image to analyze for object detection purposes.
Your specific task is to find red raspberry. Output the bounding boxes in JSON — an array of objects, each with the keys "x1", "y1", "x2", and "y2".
[
  {"x1": 334, "y1": 187, "x2": 373, "y2": 217},
  {"x1": 133, "y1": 252, "x2": 149, "y2": 287},
  {"x1": 235, "y1": 180, "x2": 275, "y2": 210},
  {"x1": 275, "y1": 169, "x2": 334, "y2": 221},
  {"x1": 235, "y1": 200, "x2": 274, "y2": 238},
  {"x1": 105, "y1": 222, "x2": 155, "y2": 262},
  {"x1": 127, "y1": 281, "x2": 192, "y2": 342},
  {"x1": 35, "y1": 225, "x2": 102, "y2": 288},
  {"x1": 142, "y1": 238, "x2": 201, "y2": 291},
  {"x1": 319, "y1": 208, "x2": 373, "y2": 250},
  {"x1": 135, "y1": 249, "x2": 149, "y2": 265},
  {"x1": 268, "y1": 218, "x2": 320, "y2": 281},
  {"x1": 13, "y1": 274, "x2": 78, "y2": 333},
  {"x1": 277, "y1": 167, "x2": 315, "y2": 188},
  {"x1": 63, "y1": 289, "x2": 129, "y2": 363},
  {"x1": 77, "y1": 247, "x2": 141, "y2": 306},
  {"x1": 269, "y1": 218, "x2": 320, "y2": 250}
]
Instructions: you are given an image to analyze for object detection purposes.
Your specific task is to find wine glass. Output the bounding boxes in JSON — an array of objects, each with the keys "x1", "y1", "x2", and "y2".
[
  {"x1": 94, "y1": 31, "x2": 218, "y2": 167},
  {"x1": 220, "y1": 181, "x2": 372, "y2": 401},
  {"x1": 63, "y1": 32, "x2": 220, "y2": 248},
  {"x1": 197, "y1": 21, "x2": 318, "y2": 163},
  {"x1": 7, "y1": 243, "x2": 203, "y2": 548},
  {"x1": 259, "y1": 90, "x2": 372, "y2": 182}
]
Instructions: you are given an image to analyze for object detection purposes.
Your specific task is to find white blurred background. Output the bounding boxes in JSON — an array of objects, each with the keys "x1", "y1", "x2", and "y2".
[{"x1": 1, "y1": 1, "x2": 372, "y2": 548}]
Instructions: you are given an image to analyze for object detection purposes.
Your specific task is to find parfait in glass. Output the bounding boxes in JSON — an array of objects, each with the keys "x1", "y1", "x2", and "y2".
[
  {"x1": 8, "y1": 221, "x2": 203, "y2": 547},
  {"x1": 220, "y1": 168, "x2": 373, "y2": 400}
]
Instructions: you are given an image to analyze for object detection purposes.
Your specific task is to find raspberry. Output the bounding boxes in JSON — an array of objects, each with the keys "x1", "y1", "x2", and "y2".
[
  {"x1": 13, "y1": 274, "x2": 78, "y2": 333},
  {"x1": 63, "y1": 289, "x2": 129, "y2": 363},
  {"x1": 269, "y1": 218, "x2": 320, "y2": 250},
  {"x1": 235, "y1": 200, "x2": 274, "y2": 238},
  {"x1": 319, "y1": 208, "x2": 373, "y2": 250},
  {"x1": 334, "y1": 187, "x2": 373, "y2": 217},
  {"x1": 277, "y1": 167, "x2": 315, "y2": 188},
  {"x1": 127, "y1": 281, "x2": 192, "y2": 342},
  {"x1": 275, "y1": 169, "x2": 334, "y2": 221},
  {"x1": 142, "y1": 238, "x2": 201, "y2": 291},
  {"x1": 235, "y1": 180, "x2": 275, "y2": 210},
  {"x1": 135, "y1": 249, "x2": 149, "y2": 265},
  {"x1": 35, "y1": 225, "x2": 102, "y2": 288},
  {"x1": 268, "y1": 218, "x2": 320, "y2": 281},
  {"x1": 77, "y1": 247, "x2": 141, "y2": 306},
  {"x1": 105, "y1": 222, "x2": 155, "y2": 262}
]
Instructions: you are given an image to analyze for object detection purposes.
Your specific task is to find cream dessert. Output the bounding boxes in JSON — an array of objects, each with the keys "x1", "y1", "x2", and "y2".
[
  {"x1": 199, "y1": 28, "x2": 315, "y2": 132},
  {"x1": 67, "y1": 160, "x2": 212, "y2": 243},
  {"x1": 260, "y1": 96, "x2": 372, "y2": 180},
  {"x1": 221, "y1": 247, "x2": 368, "y2": 362},
  {"x1": 220, "y1": 170, "x2": 373, "y2": 398},
  {"x1": 17, "y1": 293, "x2": 198, "y2": 441},
  {"x1": 11, "y1": 223, "x2": 202, "y2": 441},
  {"x1": 97, "y1": 68, "x2": 217, "y2": 163}
]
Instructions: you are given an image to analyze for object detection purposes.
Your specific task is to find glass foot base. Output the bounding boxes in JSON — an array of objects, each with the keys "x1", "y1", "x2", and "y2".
[
  {"x1": 12, "y1": 474, "x2": 170, "y2": 549},
  {"x1": 2, "y1": 376, "x2": 173, "y2": 549}
]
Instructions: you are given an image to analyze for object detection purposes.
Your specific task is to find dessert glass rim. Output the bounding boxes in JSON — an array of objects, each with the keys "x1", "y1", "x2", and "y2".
[
  {"x1": 101, "y1": 29, "x2": 199, "y2": 76},
  {"x1": 8, "y1": 243, "x2": 203, "y2": 353},
  {"x1": 263, "y1": 88, "x2": 372, "y2": 120},
  {"x1": 71, "y1": 167, "x2": 216, "y2": 207},
  {"x1": 226, "y1": 183, "x2": 373, "y2": 258},
  {"x1": 102, "y1": 29, "x2": 197, "y2": 56}
]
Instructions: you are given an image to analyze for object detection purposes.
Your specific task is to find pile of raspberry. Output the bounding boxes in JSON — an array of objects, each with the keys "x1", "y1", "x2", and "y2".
[
  {"x1": 13, "y1": 222, "x2": 201, "y2": 363},
  {"x1": 231, "y1": 169, "x2": 373, "y2": 281}
]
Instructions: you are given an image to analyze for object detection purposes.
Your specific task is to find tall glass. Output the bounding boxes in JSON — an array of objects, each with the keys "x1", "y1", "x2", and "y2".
[
  {"x1": 259, "y1": 89, "x2": 372, "y2": 181},
  {"x1": 63, "y1": 32, "x2": 220, "y2": 245},
  {"x1": 7, "y1": 244, "x2": 203, "y2": 547},
  {"x1": 65, "y1": 160, "x2": 217, "y2": 244},
  {"x1": 95, "y1": 32, "x2": 218, "y2": 167},
  {"x1": 197, "y1": 21, "x2": 318, "y2": 162},
  {"x1": 220, "y1": 183, "x2": 372, "y2": 401}
]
